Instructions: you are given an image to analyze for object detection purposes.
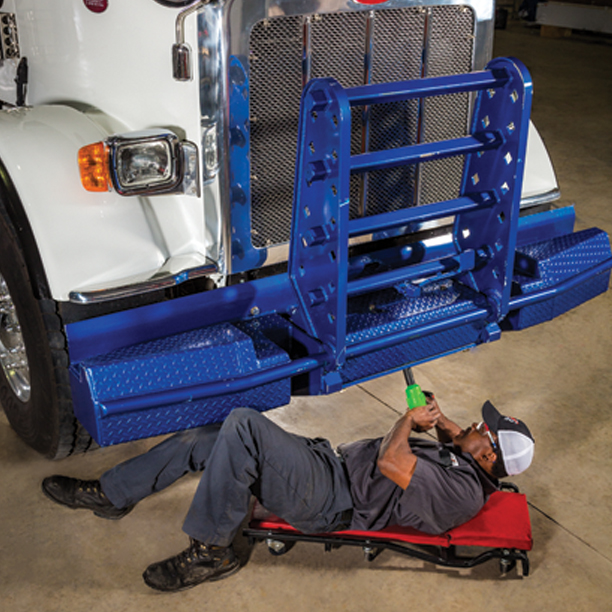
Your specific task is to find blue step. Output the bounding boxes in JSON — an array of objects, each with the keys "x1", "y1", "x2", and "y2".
[
  {"x1": 70, "y1": 317, "x2": 292, "y2": 446},
  {"x1": 338, "y1": 228, "x2": 612, "y2": 384},
  {"x1": 506, "y1": 228, "x2": 612, "y2": 330},
  {"x1": 340, "y1": 282, "x2": 490, "y2": 385}
]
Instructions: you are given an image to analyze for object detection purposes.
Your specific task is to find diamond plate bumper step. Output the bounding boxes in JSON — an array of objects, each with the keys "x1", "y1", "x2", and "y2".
[
  {"x1": 69, "y1": 317, "x2": 296, "y2": 446},
  {"x1": 66, "y1": 58, "x2": 611, "y2": 446}
]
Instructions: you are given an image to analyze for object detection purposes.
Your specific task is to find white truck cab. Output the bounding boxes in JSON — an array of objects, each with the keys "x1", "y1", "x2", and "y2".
[{"x1": 0, "y1": 0, "x2": 608, "y2": 459}]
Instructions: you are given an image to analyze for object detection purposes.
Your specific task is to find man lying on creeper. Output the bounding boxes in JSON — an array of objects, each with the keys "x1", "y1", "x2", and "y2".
[{"x1": 42, "y1": 393, "x2": 534, "y2": 592}]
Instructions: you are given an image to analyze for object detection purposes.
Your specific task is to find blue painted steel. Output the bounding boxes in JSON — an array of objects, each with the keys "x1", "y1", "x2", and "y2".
[
  {"x1": 350, "y1": 132, "x2": 504, "y2": 174},
  {"x1": 516, "y1": 206, "x2": 575, "y2": 247},
  {"x1": 97, "y1": 354, "x2": 325, "y2": 416},
  {"x1": 286, "y1": 57, "x2": 532, "y2": 382},
  {"x1": 73, "y1": 381, "x2": 290, "y2": 447},
  {"x1": 349, "y1": 192, "x2": 497, "y2": 237},
  {"x1": 454, "y1": 57, "x2": 533, "y2": 321},
  {"x1": 345, "y1": 70, "x2": 509, "y2": 106},
  {"x1": 346, "y1": 300, "x2": 490, "y2": 359},
  {"x1": 505, "y1": 228, "x2": 612, "y2": 329},
  {"x1": 228, "y1": 56, "x2": 267, "y2": 273},
  {"x1": 347, "y1": 250, "x2": 475, "y2": 297},
  {"x1": 70, "y1": 316, "x2": 295, "y2": 446},
  {"x1": 65, "y1": 273, "x2": 300, "y2": 363},
  {"x1": 287, "y1": 78, "x2": 352, "y2": 379},
  {"x1": 510, "y1": 256, "x2": 612, "y2": 311},
  {"x1": 64, "y1": 57, "x2": 612, "y2": 447}
]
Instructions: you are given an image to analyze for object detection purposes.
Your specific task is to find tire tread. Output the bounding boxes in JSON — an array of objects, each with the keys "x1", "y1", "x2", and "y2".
[{"x1": 40, "y1": 298, "x2": 94, "y2": 459}]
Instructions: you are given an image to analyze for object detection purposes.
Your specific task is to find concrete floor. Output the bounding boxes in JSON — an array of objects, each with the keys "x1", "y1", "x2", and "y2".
[{"x1": 2, "y1": 22, "x2": 611, "y2": 612}]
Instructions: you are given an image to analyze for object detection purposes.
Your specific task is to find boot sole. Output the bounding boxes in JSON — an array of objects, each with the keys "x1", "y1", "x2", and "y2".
[{"x1": 143, "y1": 560, "x2": 241, "y2": 593}]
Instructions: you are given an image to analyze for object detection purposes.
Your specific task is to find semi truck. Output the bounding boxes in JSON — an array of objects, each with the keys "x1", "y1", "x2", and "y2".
[{"x1": 0, "y1": 0, "x2": 610, "y2": 459}]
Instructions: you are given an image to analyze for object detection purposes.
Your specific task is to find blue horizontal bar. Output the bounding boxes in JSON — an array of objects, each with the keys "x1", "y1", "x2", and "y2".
[
  {"x1": 508, "y1": 257, "x2": 612, "y2": 311},
  {"x1": 349, "y1": 194, "x2": 495, "y2": 238},
  {"x1": 66, "y1": 274, "x2": 299, "y2": 363},
  {"x1": 350, "y1": 132, "x2": 502, "y2": 174},
  {"x1": 345, "y1": 70, "x2": 508, "y2": 107},
  {"x1": 346, "y1": 307, "x2": 489, "y2": 359},
  {"x1": 347, "y1": 257, "x2": 457, "y2": 297},
  {"x1": 100, "y1": 353, "x2": 328, "y2": 417},
  {"x1": 516, "y1": 206, "x2": 575, "y2": 247}
]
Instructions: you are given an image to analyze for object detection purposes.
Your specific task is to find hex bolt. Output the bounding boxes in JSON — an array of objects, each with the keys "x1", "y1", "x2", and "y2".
[{"x1": 309, "y1": 89, "x2": 330, "y2": 113}]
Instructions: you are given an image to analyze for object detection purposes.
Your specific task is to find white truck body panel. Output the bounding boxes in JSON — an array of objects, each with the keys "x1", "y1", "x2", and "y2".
[
  {"x1": 522, "y1": 121, "x2": 559, "y2": 201},
  {"x1": 0, "y1": 0, "x2": 558, "y2": 303},
  {"x1": 0, "y1": 0, "x2": 218, "y2": 301}
]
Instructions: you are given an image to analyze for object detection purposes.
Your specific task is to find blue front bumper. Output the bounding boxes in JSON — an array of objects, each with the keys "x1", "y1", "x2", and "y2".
[{"x1": 66, "y1": 58, "x2": 612, "y2": 446}]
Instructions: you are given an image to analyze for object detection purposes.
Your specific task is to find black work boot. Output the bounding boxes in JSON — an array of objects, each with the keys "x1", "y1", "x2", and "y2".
[
  {"x1": 143, "y1": 539, "x2": 240, "y2": 592},
  {"x1": 41, "y1": 476, "x2": 134, "y2": 520}
]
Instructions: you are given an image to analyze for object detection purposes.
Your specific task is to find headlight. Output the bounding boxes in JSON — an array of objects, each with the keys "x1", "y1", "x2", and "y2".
[
  {"x1": 78, "y1": 129, "x2": 200, "y2": 197},
  {"x1": 114, "y1": 139, "x2": 174, "y2": 190}
]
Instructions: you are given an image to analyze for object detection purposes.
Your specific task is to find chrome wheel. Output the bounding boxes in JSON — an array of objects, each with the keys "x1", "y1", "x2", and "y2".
[{"x1": 0, "y1": 273, "x2": 30, "y2": 402}]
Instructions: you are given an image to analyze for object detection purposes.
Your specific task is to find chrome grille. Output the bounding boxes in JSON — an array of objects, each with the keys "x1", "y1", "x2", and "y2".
[{"x1": 248, "y1": 5, "x2": 475, "y2": 249}]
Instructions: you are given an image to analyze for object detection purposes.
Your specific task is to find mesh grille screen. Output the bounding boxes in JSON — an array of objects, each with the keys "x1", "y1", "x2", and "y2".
[
  {"x1": 419, "y1": 6, "x2": 475, "y2": 205},
  {"x1": 310, "y1": 12, "x2": 369, "y2": 219},
  {"x1": 248, "y1": 6, "x2": 475, "y2": 249}
]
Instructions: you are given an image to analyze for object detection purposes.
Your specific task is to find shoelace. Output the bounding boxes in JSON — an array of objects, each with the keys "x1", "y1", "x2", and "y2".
[
  {"x1": 177, "y1": 540, "x2": 225, "y2": 568},
  {"x1": 75, "y1": 479, "x2": 107, "y2": 499}
]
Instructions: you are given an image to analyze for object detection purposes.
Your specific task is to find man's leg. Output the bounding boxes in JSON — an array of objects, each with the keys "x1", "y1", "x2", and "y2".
[
  {"x1": 100, "y1": 422, "x2": 222, "y2": 508},
  {"x1": 42, "y1": 422, "x2": 222, "y2": 518},
  {"x1": 143, "y1": 408, "x2": 352, "y2": 592},
  {"x1": 182, "y1": 408, "x2": 352, "y2": 546}
]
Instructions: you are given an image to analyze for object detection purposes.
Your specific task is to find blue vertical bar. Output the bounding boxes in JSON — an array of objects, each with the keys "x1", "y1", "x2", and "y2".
[
  {"x1": 287, "y1": 78, "x2": 352, "y2": 386},
  {"x1": 454, "y1": 56, "x2": 533, "y2": 319}
]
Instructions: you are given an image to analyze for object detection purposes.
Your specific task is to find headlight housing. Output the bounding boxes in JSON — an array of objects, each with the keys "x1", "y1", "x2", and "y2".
[{"x1": 78, "y1": 129, "x2": 200, "y2": 197}]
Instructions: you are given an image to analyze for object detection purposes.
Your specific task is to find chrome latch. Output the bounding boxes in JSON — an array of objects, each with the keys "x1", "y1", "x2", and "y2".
[{"x1": 173, "y1": 0, "x2": 209, "y2": 81}]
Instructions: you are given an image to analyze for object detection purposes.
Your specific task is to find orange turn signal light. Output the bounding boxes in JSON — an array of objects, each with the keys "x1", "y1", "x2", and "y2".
[{"x1": 78, "y1": 142, "x2": 112, "y2": 192}]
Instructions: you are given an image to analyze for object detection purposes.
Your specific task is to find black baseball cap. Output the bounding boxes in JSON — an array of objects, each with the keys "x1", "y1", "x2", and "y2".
[{"x1": 482, "y1": 401, "x2": 535, "y2": 476}]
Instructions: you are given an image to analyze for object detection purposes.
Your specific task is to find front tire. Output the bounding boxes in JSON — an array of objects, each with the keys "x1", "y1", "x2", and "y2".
[{"x1": 0, "y1": 208, "x2": 92, "y2": 459}]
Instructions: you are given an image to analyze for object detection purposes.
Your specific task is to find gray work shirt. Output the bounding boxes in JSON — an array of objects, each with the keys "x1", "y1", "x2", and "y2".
[{"x1": 338, "y1": 437, "x2": 498, "y2": 534}]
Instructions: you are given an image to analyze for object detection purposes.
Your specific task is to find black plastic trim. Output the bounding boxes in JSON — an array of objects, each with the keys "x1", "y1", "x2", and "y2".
[{"x1": 153, "y1": 0, "x2": 195, "y2": 7}]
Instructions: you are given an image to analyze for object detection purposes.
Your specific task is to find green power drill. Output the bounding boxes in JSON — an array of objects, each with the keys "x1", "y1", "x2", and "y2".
[
  {"x1": 403, "y1": 368, "x2": 427, "y2": 409},
  {"x1": 405, "y1": 384, "x2": 427, "y2": 409}
]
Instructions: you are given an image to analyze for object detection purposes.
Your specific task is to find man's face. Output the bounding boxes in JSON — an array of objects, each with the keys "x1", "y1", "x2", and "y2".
[{"x1": 454, "y1": 422, "x2": 499, "y2": 473}]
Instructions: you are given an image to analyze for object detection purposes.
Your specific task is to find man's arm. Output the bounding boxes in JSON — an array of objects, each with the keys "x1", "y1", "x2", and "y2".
[{"x1": 377, "y1": 402, "x2": 440, "y2": 489}]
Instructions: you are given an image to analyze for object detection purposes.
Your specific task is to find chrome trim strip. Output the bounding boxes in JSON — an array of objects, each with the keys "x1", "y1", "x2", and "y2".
[
  {"x1": 520, "y1": 189, "x2": 561, "y2": 209},
  {"x1": 69, "y1": 260, "x2": 219, "y2": 304},
  {"x1": 358, "y1": 10, "x2": 375, "y2": 217},
  {"x1": 302, "y1": 15, "x2": 312, "y2": 88},
  {"x1": 199, "y1": 4, "x2": 230, "y2": 276},
  {"x1": 414, "y1": 7, "x2": 431, "y2": 206}
]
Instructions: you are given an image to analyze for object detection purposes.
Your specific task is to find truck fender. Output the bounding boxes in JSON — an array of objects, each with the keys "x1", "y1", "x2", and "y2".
[
  {"x1": 0, "y1": 105, "x2": 167, "y2": 302},
  {"x1": 522, "y1": 120, "x2": 559, "y2": 204}
]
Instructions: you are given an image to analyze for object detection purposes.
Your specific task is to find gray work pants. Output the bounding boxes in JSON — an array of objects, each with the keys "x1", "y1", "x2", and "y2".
[{"x1": 100, "y1": 408, "x2": 353, "y2": 547}]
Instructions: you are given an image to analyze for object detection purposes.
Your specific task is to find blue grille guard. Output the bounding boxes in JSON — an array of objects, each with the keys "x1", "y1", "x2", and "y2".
[{"x1": 66, "y1": 57, "x2": 612, "y2": 446}]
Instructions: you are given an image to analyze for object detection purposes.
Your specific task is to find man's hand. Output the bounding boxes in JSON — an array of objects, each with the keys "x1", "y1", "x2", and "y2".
[
  {"x1": 429, "y1": 394, "x2": 463, "y2": 443},
  {"x1": 410, "y1": 395, "x2": 441, "y2": 432}
]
